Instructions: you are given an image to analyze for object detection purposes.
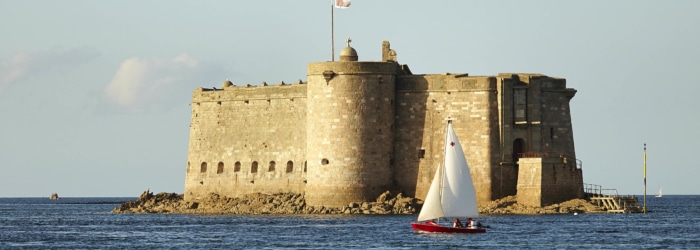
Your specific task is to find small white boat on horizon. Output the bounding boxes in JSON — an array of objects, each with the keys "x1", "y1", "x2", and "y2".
[{"x1": 655, "y1": 186, "x2": 662, "y2": 198}]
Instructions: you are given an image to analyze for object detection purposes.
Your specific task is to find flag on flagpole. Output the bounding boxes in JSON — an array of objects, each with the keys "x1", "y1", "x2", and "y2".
[{"x1": 334, "y1": 0, "x2": 351, "y2": 8}]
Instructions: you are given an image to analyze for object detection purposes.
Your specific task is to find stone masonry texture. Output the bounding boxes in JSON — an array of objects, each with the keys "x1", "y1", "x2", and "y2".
[{"x1": 183, "y1": 41, "x2": 583, "y2": 208}]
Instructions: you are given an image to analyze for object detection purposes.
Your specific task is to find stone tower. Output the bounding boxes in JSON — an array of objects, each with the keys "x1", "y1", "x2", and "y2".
[{"x1": 304, "y1": 41, "x2": 397, "y2": 207}]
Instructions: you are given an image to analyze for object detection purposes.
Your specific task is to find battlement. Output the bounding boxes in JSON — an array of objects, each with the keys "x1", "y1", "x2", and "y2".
[
  {"x1": 192, "y1": 80, "x2": 308, "y2": 104},
  {"x1": 498, "y1": 73, "x2": 569, "y2": 90}
]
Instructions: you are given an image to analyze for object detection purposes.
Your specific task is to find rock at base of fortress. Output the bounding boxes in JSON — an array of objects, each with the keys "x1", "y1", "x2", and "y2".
[{"x1": 112, "y1": 190, "x2": 605, "y2": 215}]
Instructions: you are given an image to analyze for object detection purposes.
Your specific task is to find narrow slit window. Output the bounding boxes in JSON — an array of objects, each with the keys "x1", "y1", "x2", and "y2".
[
  {"x1": 286, "y1": 161, "x2": 294, "y2": 173},
  {"x1": 251, "y1": 161, "x2": 258, "y2": 173},
  {"x1": 200, "y1": 162, "x2": 207, "y2": 173}
]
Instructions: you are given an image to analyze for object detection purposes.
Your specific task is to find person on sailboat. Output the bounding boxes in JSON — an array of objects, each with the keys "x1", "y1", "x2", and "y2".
[
  {"x1": 466, "y1": 218, "x2": 474, "y2": 228},
  {"x1": 453, "y1": 218, "x2": 463, "y2": 228}
]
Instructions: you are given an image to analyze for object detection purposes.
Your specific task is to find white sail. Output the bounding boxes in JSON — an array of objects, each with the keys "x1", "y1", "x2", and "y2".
[
  {"x1": 441, "y1": 122, "x2": 480, "y2": 218},
  {"x1": 416, "y1": 121, "x2": 480, "y2": 221},
  {"x1": 656, "y1": 186, "x2": 662, "y2": 197},
  {"x1": 417, "y1": 165, "x2": 444, "y2": 221}
]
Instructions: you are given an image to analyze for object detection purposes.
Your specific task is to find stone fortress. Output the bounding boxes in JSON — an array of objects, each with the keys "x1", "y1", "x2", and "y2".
[{"x1": 184, "y1": 40, "x2": 584, "y2": 208}]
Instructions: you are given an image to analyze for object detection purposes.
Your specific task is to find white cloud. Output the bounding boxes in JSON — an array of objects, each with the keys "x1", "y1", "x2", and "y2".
[
  {"x1": 104, "y1": 53, "x2": 224, "y2": 113},
  {"x1": 0, "y1": 47, "x2": 99, "y2": 94},
  {"x1": 104, "y1": 58, "x2": 149, "y2": 107}
]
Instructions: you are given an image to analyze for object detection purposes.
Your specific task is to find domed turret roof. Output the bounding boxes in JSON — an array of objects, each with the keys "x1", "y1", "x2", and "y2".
[
  {"x1": 340, "y1": 46, "x2": 358, "y2": 61},
  {"x1": 222, "y1": 79, "x2": 233, "y2": 88},
  {"x1": 339, "y1": 38, "x2": 358, "y2": 62}
]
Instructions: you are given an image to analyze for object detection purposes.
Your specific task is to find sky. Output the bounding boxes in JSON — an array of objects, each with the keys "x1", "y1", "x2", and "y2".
[{"x1": 1, "y1": 0, "x2": 698, "y2": 197}]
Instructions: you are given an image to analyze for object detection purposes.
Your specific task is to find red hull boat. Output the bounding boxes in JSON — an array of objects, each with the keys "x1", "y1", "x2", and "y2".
[{"x1": 411, "y1": 221, "x2": 486, "y2": 234}]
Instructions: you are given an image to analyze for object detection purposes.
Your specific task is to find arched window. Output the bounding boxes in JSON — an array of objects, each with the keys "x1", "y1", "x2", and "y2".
[
  {"x1": 513, "y1": 138, "x2": 525, "y2": 165},
  {"x1": 286, "y1": 161, "x2": 294, "y2": 173},
  {"x1": 321, "y1": 158, "x2": 329, "y2": 165},
  {"x1": 217, "y1": 162, "x2": 224, "y2": 174},
  {"x1": 200, "y1": 162, "x2": 207, "y2": 173},
  {"x1": 269, "y1": 161, "x2": 276, "y2": 172},
  {"x1": 234, "y1": 161, "x2": 241, "y2": 172},
  {"x1": 251, "y1": 161, "x2": 258, "y2": 173}
]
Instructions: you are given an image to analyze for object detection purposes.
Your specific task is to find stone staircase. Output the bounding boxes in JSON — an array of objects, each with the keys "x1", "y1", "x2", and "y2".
[{"x1": 585, "y1": 184, "x2": 643, "y2": 213}]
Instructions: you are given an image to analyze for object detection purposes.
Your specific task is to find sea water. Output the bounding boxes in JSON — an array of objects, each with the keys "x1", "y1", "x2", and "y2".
[{"x1": 1, "y1": 195, "x2": 698, "y2": 249}]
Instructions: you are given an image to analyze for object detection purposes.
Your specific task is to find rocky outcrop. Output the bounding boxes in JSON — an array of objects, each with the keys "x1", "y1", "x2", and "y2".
[
  {"x1": 113, "y1": 191, "x2": 604, "y2": 215},
  {"x1": 478, "y1": 195, "x2": 605, "y2": 214},
  {"x1": 112, "y1": 190, "x2": 420, "y2": 215}
]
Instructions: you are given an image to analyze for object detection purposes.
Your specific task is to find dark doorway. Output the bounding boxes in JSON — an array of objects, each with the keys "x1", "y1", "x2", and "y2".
[{"x1": 512, "y1": 138, "x2": 525, "y2": 165}]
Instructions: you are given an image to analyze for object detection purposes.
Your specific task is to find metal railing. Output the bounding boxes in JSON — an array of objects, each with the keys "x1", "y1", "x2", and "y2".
[
  {"x1": 584, "y1": 183, "x2": 621, "y2": 197},
  {"x1": 584, "y1": 183, "x2": 637, "y2": 198},
  {"x1": 584, "y1": 183, "x2": 642, "y2": 213}
]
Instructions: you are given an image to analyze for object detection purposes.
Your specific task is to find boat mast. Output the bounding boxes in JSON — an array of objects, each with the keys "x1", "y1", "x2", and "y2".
[{"x1": 440, "y1": 119, "x2": 452, "y2": 214}]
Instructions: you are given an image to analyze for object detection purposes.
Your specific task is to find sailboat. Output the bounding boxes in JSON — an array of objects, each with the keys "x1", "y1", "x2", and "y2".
[
  {"x1": 656, "y1": 186, "x2": 662, "y2": 198},
  {"x1": 410, "y1": 120, "x2": 486, "y2": 234}
]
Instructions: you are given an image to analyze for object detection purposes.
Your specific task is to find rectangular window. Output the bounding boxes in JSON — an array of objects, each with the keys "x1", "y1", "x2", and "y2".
[{"x1": 514, "y1": 88, "x2": 527, "y2": 124}]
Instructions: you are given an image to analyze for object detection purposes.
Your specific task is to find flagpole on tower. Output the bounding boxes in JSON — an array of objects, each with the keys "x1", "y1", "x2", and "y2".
[{"x1": 331, "y1": 0, "x2": 351, "y2": 62}]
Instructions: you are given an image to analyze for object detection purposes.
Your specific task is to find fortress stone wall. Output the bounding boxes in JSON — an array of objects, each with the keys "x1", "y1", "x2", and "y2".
[
  {"x1": 184, "y1": 41, "x2": 584, "y2": 208},
  {"x1": 185, "y1": 82, "x2": 308, "y2": 198}
]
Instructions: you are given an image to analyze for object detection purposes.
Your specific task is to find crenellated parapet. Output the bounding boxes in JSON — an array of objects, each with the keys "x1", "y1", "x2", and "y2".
[{"x1": 192, "y1": 79, "x2": 307, "y2": 104}]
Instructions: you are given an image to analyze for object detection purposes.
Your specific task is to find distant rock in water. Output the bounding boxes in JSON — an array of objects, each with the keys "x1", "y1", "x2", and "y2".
[
  {"x1": 112, "y1": 190, "x2": 420, "y2": 215},
  {"x1": 50, "y1": 193, "x2": 60, "y2": 200},
  {"x1": 113, "y1": 191, "x2": 604, "y2": 215}
]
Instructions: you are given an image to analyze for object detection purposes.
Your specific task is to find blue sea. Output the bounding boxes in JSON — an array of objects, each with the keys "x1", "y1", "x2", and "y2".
[{"x1": 1, "y1": 195, "x2": 698, "y2": 249}]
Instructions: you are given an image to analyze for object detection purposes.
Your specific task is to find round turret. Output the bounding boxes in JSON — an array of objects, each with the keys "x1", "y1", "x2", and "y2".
[{"x1": 305, "y1": 58, "x2": 397, "y2": 208}]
